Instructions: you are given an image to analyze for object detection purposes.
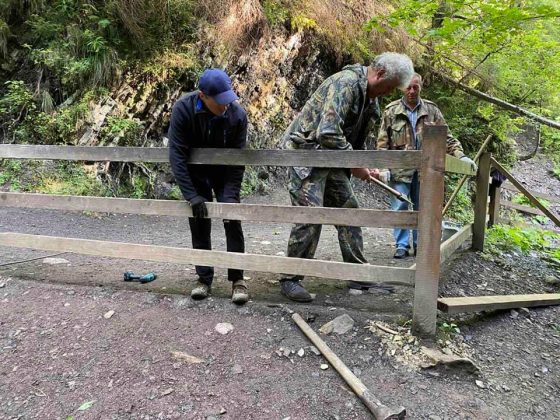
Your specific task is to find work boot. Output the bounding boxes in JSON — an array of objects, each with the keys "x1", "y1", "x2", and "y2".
[
  {"x1": 191, "y1": 280, "x2": 211, "y2": 300},
  {"x1": 231, "y1": 279, "x2": 249, "y2": 305},
  {"x1": 393, "y1": 248, "x2": 410, "y2": 259},
  {"x1": 280, "y1": 280, "x2": 313, "y2": 302}
]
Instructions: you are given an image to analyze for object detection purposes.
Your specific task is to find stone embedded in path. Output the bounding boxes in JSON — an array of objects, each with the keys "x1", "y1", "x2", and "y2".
[
  {"x1": 215, "y1": 323, "x2": 234, "y2": 335},
  {"x1": 232, "y1": 364, "x2": 243, "y2": 374},
  {"x1": 42, "y1": 257, "x2": 70, "y2": 265},
  {"x1": 319, "y1": 314, "x2": 355, "y2": 335},
  {"x1": 348, "y1": 289, "x2": 363, "y2": 296},
  {"x1": 103, "y1": 310, "x2": 115, "y2": 319}
]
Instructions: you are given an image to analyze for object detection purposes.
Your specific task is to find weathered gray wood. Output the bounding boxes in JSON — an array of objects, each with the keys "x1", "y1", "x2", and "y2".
[
  {"x1": 488, "y1": 185, "x2": 501, "y2": 227},
  {"x1": 412, "y1": 124, "x2": 447, "y2": 337},
  {"x1": 438, "y1": 293, "x2": 560, "y2": 314},
  {"x1": 501, "y1": 200, "x2": 544, "y2": 216},
  {"x1": 501, "y1": 183, "x2": 560, "y2": 204},
  {"x1": 440, "y1": 224, "x2": 472, "y2": 265},
  {"x1": 472, "y1": 153, "x2": 491, "y2": 251},
  {"x1": 0, "y1": 145, "x2": 421, "y2": 169},
  {"x1": 445, "y1": 155, "x2": 477, "y2": 176},
  {"x1": 0, "y1": 232, "x2": 415, "y2": 285},
  {"x1": 0, "y1": 192, "x2": 418, "y2": 228},
  {"x1": 491, "y1": 158, "x2": 560, "y2": 228}
]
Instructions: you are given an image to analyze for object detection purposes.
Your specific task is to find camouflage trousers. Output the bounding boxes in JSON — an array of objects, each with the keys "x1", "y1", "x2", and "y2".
[{"x1": 283, "y1": 167, "x2": 367, "y2": 282}]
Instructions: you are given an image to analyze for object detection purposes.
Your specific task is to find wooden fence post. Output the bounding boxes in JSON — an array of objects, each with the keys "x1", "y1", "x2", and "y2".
[
  {"x1": 488, "y1": 183, "x2": 501, "y2": 227},
  {"x1": 472, "y1": 153, "x2": 491, "y2": 251},
  {"x1": 412, "y1": 125, "x2": 447, "y2": 338}
]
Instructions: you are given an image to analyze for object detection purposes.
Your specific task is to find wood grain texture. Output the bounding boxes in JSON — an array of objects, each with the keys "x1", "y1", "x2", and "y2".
[
  {"x1": 501, "y1": 200, "x2": 543, "y2": 216},
  {"x1": 445, "y1": 155, "x2": 477, "y2": 176},
  {"x1": 472, "y1": 153, "x2": 491, "y2": 251},
  {"x1": 438, "y1": 293, "x2": 560, "y2": 314}
]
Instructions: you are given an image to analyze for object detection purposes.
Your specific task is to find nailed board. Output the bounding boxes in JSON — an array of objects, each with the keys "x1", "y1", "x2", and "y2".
[
  {"x1": 0, "y1": 145, "x2": 421, "y2": 169},
  {"x1": 445, "y1": 155, "x2": 477, "y2": 176},
  {"x1": 501, "y1": 200, "x2": 543, "y2": 216},
  {"x1": 0, "y1": 232, "x2": 416, "y2": 285},
  {"x1": 438, "y1": 294, "x2": 560, "y2": 314},
  {"x1": 0, "y1": 192, "x2": 418, "y2": 228}
]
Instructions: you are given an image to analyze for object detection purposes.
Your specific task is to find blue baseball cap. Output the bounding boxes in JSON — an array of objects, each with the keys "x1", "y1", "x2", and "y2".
[{"x1": 198, "y1": 68, "x2": 239, "y2": 105}]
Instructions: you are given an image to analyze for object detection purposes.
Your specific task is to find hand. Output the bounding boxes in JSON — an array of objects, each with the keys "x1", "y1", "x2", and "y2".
[
  {"x1": 190, "y1": 195, "x2": 208, "y2": 218},
  {"x1": 351, "y1": 167, "x2": 373, "y2": 182},
  {"x1": 378, "y1": 170, "x2": 391, "y2": 184},
  {"x1": 369, "y1": 168, "x2": 380, "y2": 180},
  {"x1": 460, "y1": 156, "x2": 478, "y2": 172}
]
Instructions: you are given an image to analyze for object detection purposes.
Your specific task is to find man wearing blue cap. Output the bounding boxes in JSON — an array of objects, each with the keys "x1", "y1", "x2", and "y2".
[{"x1": 168, "y1": 68, "x2": 249, "y2": 304}]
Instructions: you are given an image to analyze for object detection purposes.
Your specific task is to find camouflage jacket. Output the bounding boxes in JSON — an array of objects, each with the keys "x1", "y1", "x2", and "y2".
[
  {"x1": 280, "y1": 64, "x2": 380, "y2": 179},
  {"x1": 377, "y1": 98, "x2": 464, "y2": 183}
]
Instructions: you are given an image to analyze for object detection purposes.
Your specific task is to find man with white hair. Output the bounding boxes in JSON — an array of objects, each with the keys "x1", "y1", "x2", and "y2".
[{"x1": 278, "y1": 52, "x2": 415, "y2": 302}]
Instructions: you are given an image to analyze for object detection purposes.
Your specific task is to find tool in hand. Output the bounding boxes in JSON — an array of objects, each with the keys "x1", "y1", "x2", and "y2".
[
  {"x1": 123, "y1": 271, "x2": 157, "y2": 283},
  {"x1": 369, "y1": 176, "x2": 414, "y2": 206}
]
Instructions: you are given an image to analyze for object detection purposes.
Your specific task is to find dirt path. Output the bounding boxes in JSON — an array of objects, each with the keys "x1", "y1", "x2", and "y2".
[{"x1": 1, "y1": 181, "x2": 560, "y2": 419}]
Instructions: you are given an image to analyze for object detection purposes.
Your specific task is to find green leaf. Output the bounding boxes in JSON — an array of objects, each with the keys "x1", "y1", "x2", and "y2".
[{"x1": 77, "y1": 400, "x2": 95, "y2": 411}]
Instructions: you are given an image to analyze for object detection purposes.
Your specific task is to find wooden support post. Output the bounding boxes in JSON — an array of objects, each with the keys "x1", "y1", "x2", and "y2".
[
  {"x1": 488, "y1": 184, "x2": 501, "y2": 227},
  {"x1": 472, "y1": 153, "x2": 491, "y2": 251},
  {"x1": 412, "y1": 125, "x2": 447, "y2": 337}
]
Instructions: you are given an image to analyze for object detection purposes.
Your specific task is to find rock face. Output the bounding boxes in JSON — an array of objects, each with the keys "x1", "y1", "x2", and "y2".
[{"x1": 319, "y1": 314, "x2": 355, "y2": 335}]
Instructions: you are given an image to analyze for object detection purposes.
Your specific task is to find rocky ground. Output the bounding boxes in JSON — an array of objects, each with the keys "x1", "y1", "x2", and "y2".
[{"x1": 1, "y1": 166, "x2": 560, "y2": 419}]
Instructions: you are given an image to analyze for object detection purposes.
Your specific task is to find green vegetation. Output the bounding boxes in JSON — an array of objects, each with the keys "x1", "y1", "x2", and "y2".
[
  {"x1": 35, "y1": 162, "x2": 108, "y2": 196},
  {"x1": 512, "y1": 194, "x2": 549, "y2": 208},
  {"x1": 486, "y1": 224, "x2": 560, "y2": 257}
]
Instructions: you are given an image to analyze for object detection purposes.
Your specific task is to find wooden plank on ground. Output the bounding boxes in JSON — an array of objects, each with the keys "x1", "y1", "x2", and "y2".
[
  {"x1": 491, "y1": 158, "x2": 560, "y2": 228},
  {"x1": 0, "y1": 232, "x2": 415, "y2": 285},
  {"x1": 0, "y1": 192, "x2": 418, "y2": 228},
  {"x1": 501, "y1": 200, "x2": 544, "y2": 216},
  {"x1": 438, "y1": 294, "x2": 560, "y2": 314},
  {"x1": 0, "y1": 145, "x2": 422, "y2": 169},
  {"x1": 412, "y1": 124, "x2": 447, "y2": 337},
  {"x1": 445, "y1": 155, "x2": 477, "y2": 176},
  {"x1": 501, "y1": 183, "x2": 560, "y2": 204}
]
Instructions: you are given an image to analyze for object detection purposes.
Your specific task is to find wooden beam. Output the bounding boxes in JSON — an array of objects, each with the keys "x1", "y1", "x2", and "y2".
[
  {"x1": 488, "y1": 185, "x2": 501, "y2": 227},
  {"x1": 501, "y1": 183, "x2": 560, "y2": 205},
  {"x1": 0, "y1": 232, "x2": 415, "y2": 285},
  {"x1": 491, "y1": 158, "x2": 560, "y2": 228},
  {"x1": 412, "y1": 124, "x2": 447, "y2": 337},
  {"x1": 0, "y1": 145, "x2": 421, "y2": 169},
  {"x1": 438, "y1": 293, "x2": 560, "y2": 314},
  {"x1": 440, "y1": 224, "x2": 472, "y2": 265},
  {"x1": 472, "y1": 153, "x2": 491, "y2": 251},
  {"x1": 0, "y1": 192, "x2": 418, "y2": 228},
  {"x1": 445, "y1": 155, "x2": 477, "y2": 176},
  {"x1": 501, "y1": 200, "x2": 544, "y2": 216}
]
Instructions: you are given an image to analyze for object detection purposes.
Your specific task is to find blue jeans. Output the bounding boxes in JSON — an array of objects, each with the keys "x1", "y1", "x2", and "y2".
[{"x1": 390, "y1": 172, "x2": 420, "y2": 251}]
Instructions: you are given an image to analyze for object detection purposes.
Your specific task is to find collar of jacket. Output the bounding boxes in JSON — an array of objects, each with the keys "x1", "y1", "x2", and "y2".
[
  {"x1": 395, "y1": 97, "x2": 429, "y2": 119},
  {"x1": 195, "y1": 96, "x2": 229, "y2": 120}
]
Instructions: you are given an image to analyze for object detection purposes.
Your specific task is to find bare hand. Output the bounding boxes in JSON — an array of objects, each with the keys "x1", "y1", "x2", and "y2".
[
  {"x1": 351, "y1": 167, "x2": 373, "y2": 182},
  {"x1": 369, "y1": 168, "x2": 380, "y2": 180}
]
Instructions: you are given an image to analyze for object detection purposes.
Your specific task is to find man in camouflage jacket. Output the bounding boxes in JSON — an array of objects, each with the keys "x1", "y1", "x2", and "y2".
[
  {"x1": 377, "y1": 73, "x2": 477, "y2": 259},
  {"x1": 278, "y1": 52, "x2": 415, "y2": 302}
]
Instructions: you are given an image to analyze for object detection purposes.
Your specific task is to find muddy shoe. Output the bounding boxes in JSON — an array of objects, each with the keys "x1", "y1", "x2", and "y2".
[
  {"x1": 280, "y1": 280, "x2": 313, "y2": 302},
  {"x1": 191, "y1": 281, "x2": 211, "y2": 300},
  {"x1": 231, "y1": 279, "x2": 249, "y2": 305},
  {"x1": 393, "y1": 248, "x2": 410, "y2": 259}
]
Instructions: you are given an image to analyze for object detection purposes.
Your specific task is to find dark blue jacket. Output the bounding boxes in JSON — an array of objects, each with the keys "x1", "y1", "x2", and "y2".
[{"x1": 168, "y1": 91, "x2": 248, "y2": 203}]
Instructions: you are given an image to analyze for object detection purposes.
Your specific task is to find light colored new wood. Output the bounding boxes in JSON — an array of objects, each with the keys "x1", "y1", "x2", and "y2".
[
  {"x1": 472, "y1": 153, "x2": 491, "y2": 251},
  {"x1": 438, "y1": 293, "x2": 560, "y2": 314},
  {"x1": 0, "y1": 232, "x2": 415, "y2": 285},
  {"x1": 501, "y1": 200, "x2": 543, "y2": 216},
  {"x1": 0, "y1": 144, "x2": 421, "y2": 169},
  {"x1": 491, "y1": 158, "x2": 560, "y2": 228},
  {"x1": 445, "y1": 155, "x2": 477, "y2": 176},
  {"x1": 0, "y1": 192, "x2": 418, "y2": 228},
  {"x1": 412, "y1": 125, "x2": 447, "y2": 337},
  {"x1": 501, "y1": 183, "x2": 560, "y2": 204}
]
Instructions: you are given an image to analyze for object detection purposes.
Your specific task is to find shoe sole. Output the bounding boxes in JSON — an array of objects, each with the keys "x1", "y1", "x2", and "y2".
[
  {"x1": 280, "y1": 289, "x2": 313, "y2": 303},
  {"x1": 231, "y1": 294, "x2": 249, "y2": 305},
  {"x1": 191, "y1": 294, "x2": 209, "y2": 300}
]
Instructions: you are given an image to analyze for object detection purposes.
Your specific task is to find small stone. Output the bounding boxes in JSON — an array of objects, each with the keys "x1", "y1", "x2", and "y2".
[
  {"x1": 309, "y1": 346, "x2": 321, "y2": 356},
  {"x1": 232, "y1": 364, "x2": 243, "y2": 375},
  {"x1": 510, "y1": 310, "x2": 519, "y2": 319},
  {"x1": 353, "y1": 368, "x2": 362, "y2": 376},
  {"x1": 297, "y1": 348, "x2": 305, "y2": 357},
  {"x1": 502, "y1": 385, "x2": 511, "y2": 392},
  {"x1": 320, "y1": 364, "x2": 329, "y2": 370},
  {"x1": 160, "y1": 388, "x2": 174, "y2": 397},
  {"x1": 283, "y1": 348, "x2": 291, "y2": 357},
  {"x1": 319, "y1": 314, "x2": 355, "y2": 335},
  {"x1": 215, "y1": 323, "x2": 234, "y2": 335},
  {"x1": 348, "y1": 289, "x2": 363, "y2": 296},
  {"x1": 220, "y1": 408, "x2": 227, "y2": 415},
  {"x1": 542, "y1": 367, "x2": 549, "y2": 374},
  {"x1": 0, "y1": 282, "x2": 5, "y2": 288},
  {"x1": 429, "y1": 416, "x2": 442, "y2": 420},
  {"x1": 544, "y1": 275, "x2": 560, "y2": 285},
  {"x1": 519, "y1": 307, "x2": 530, "y2": 316},
  {"x1": 43, "y1": 257, "x2": 70, "y2": 265},
  {"x1": 475, "y1": 380, "x2": 486, "y2": 389},
  {"x1": 103, "y1": 310, "x2": 115, "y2": 319}
]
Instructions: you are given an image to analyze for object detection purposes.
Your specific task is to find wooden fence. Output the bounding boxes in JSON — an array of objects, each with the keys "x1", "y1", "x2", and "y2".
[{"x1": 0, "y1": 125, "x2": 477, "y2": 337}]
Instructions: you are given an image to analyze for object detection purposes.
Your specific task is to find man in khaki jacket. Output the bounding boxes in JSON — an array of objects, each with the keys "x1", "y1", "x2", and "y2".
[{"x1": 377, "y1": 73, "x2": 477, "y2": 258}]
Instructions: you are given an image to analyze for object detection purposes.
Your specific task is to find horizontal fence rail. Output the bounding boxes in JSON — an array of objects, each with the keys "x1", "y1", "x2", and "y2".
[
  {"x1": 0, "y1": 192, "x2": 418, "y2": 228},
  {"x1": 445, "y1": 155, "x2": 477, "y2": 176},
  {"x1": 0, "y1": 145, "x2": 422, "y2": 169},
  {"x1": 0, "y1": 233, "x2": 416, "y2": 286}
]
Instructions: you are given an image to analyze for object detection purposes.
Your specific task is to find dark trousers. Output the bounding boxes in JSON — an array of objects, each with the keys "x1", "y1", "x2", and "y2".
[{"x1": 189, "y1": 181, "x2": 245, "y2": 285}]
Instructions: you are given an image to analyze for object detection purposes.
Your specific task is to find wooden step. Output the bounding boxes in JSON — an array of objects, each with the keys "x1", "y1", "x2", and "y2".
[{"x1": 438, "y1": 293, "x2": 560, "y2": 314}]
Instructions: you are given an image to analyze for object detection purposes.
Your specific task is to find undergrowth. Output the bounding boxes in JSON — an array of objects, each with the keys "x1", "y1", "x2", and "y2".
[{"x1": 485, "y1": 224, "x2": 560, "y2": 260}]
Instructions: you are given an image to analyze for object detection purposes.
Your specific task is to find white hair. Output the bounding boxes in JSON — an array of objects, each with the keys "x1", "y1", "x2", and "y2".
[{"x1": 372, "y1": 52, "x2": 414, "y2": 89}]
